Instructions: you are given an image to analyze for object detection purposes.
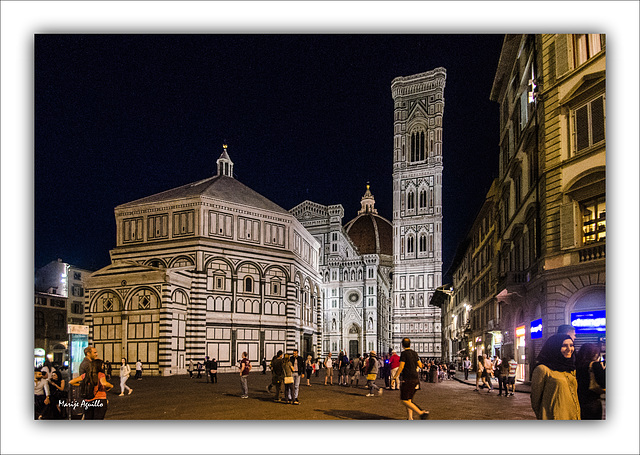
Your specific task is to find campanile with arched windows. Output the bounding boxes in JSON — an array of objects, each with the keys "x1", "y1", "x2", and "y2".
[{"x1": 391, "y1": 68, "x2": 446, "y2": 355}]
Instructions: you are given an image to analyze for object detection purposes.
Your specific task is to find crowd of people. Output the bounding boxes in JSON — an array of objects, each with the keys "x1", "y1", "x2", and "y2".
[
  {"x1": 34, "y1": 324, "x2": 605, "y2": 421},
  {"x1": 33, "y1": 347, "x2": 141, "y2": 420}
]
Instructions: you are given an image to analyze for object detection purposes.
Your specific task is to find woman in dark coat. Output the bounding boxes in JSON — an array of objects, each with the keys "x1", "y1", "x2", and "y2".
[{"x1": 575, "y1": 343, "x2": 606, "y2": 419}]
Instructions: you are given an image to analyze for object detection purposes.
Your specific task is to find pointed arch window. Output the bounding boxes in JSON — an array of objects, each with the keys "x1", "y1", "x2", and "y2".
[
  {"x1": 407, "y1": 191, "x2": 415, "y2": 210},
  {"x1": 407, "y1": 235, "x2": 415, "y2": 254},
  {"x1": 419, "y1": 190, "x2": 427, "y2": 209},
  {"x1": 419, "y1": 234, "x2": 427, "y2": 252}
]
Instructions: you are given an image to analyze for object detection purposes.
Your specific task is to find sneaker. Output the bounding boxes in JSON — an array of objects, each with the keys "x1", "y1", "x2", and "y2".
[
  {"x1": 366, "y1": 393, "x2": 374, "y2": 397},
  {"x1": 377, "y1": 388, "x2": 384, "y2": 396},
  {"x1": 420, "y1": 411, "x2": 430, "y2": 420},
  {"x1": 293, "y1": 400, "x2": 300, "y2": 405},
  {"x1": 128, "y1": 389, "x2": 133, "y2": 395},
  {"x1": 119, "y1": 393, "x2": 125, "y2": 396}
]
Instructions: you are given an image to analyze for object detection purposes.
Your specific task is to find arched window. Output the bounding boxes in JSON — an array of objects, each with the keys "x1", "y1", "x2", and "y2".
[
  {"x1": 419, "y1": 190, "x2": 427, "y2": 208},
  {"x1": 407, "y1": 192, "x2": 415, "y2": 210},
  {"x1": 244, "y1": 276, "x2": 253, "y2": 293},
  {"x1": 407, "y1": 236, "x2": 415, "y2": 253},
  {"x1": 35, "y1": 310, "x2": 45, "y2": 327},
  {"x1": 419, "y1": 234, "x2": 427, "y2": 252}
]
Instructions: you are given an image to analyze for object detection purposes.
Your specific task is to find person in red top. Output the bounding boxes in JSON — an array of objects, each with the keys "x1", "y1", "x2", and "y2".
[
  {"x1": 69, "y1": 359, "x2": 114, "y2": 419},
  {"x1": 388, "y1": 350, "x2": 401, "y2": 390}
]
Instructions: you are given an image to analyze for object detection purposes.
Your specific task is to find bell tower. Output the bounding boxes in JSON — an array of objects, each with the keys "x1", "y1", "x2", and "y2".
[{"x1": 391, "y1": 68, "x2": 446, "y2": 355}]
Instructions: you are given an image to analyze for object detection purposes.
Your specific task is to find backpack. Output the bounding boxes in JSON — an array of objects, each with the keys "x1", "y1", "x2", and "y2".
[{"x1": 80, "y1": 374, "x2": 95, "y2": 399}]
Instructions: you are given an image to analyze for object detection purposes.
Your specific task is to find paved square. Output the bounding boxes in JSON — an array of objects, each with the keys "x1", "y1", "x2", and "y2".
[{"x1": 104, "y1": 372, "x2": 536, "y2": 420}]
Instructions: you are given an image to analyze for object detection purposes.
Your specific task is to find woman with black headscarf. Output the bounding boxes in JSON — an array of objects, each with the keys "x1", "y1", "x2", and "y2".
[{"x1": 530, "y1": 333, "x2": 580, "y2": 419}]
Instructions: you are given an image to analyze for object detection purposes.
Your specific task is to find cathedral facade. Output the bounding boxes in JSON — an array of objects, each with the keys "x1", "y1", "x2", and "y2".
[
  {"x1": 291, "y1": 185, "x2": 393, "y2": 358},
  {"x1": 84, "y1": 148, "x2": 322, "y2": 375}
]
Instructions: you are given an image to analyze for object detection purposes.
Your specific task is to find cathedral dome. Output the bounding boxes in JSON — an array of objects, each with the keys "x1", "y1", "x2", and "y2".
[{"x1": 344, "y1": 185, "x2": 392, "y2": 256}]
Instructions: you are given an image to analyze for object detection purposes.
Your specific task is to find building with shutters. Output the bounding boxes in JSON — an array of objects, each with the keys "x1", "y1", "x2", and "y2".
[
  {"x1": 84, "y1": 146, "x2": 322, "y2": 375},
  {"x1": 490, "y1": 34, "x2": 605, "y2": 381},
  {"x1": 34, "y1": 259, "x2": 92, "y2": 366}
]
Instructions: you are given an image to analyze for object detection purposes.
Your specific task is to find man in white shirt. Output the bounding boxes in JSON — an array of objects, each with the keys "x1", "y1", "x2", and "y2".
[
  {"x1": 135, "y1": 360, "x2": 143, "y2": 380},
  {"x1": 34, "y1": 369, "x2": 50, "y2": 419}
]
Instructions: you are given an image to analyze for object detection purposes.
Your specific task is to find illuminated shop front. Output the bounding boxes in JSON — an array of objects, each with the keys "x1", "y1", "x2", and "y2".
[
  {"x1": 515, "y1": 325, "x2": 526, "y2": 381},
  {"x1": 571, "y1": 309, "x2": 606, "y2": 356},
  {"x1": 488, "y1": 331, "x2": 502, "y2": 359}
]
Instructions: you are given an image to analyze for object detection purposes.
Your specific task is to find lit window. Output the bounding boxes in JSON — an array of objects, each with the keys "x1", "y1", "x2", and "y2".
[{"x1": 582, "y1": 197, "x2": 606, "y2": 244}]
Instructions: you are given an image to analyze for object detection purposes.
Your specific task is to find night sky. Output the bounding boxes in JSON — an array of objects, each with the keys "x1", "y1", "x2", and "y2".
[{"x1": 35, "y1": 34, "x2": 503, "y2": 276}]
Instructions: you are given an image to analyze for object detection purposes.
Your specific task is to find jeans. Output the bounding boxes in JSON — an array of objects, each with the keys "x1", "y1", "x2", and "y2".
[
  {"x1": 240, "y1": 375, "x2": 248, "y2": 397},
  {"x1": 284, "y1": 383, "x2": 294, "y2": 401},
  {"x1": 367, "y1": 379, "x2": 379, "y2": 394},
  {"x1": 497, "y1": 375, "x2": 507, "y2": 394},
  {"x1": 292, "y1": 373, "x2": 301, "y2": 400},
  {"x1": 464, "y1": 368, "x2": 469, "y2": 380}
]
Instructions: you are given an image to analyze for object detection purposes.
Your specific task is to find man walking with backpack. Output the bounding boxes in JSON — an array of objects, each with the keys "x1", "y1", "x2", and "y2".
[{"x1": 392, "y1": 337, "x2": 429, "y2": 420}]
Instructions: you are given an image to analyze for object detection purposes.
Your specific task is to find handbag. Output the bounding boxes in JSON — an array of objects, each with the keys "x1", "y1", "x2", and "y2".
[
  {"x1": 366, "y1": 373, "x2": 376, "y2": 381},
  {"x1": 284, "y1": 376, "x2": 294, "y2": 384}
]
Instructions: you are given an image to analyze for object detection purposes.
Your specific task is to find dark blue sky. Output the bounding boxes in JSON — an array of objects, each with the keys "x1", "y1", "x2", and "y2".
[{"x1": 35, "y1": 34, "x2": 503, "y2": 276}]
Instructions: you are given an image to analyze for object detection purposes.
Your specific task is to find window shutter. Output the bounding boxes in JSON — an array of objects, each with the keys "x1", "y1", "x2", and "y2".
[
  {"x1": 555, "y1": 34, "x2": 573, "y2": 78},
  {"x1": 591, "y1": 96, "x2": 605, "y2": 145},
  {"x1": 575, "y1": 104, "x2": 589, "y2": 152},
  {"x1": 560, "y1": 201, "x2": 580, "y2": 249}
]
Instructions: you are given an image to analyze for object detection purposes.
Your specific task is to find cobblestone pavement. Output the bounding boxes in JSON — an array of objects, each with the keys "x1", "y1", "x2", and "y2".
[{"x1": 105, "y1": 372, "x2": 536, "y2": 420}]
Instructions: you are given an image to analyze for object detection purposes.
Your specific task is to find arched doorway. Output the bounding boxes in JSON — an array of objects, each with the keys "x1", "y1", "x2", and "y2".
[
  {"x1": 568, "y1": 286, "x2": 606, "y2": 352},
  {"x1": 347, "y1": 324, "x2": 361, "y2": 358}
]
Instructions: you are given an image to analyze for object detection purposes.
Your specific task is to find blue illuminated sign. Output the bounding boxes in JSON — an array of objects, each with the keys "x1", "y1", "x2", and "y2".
[
  {"x1": 530, "y1": 319, "x2": 543, "y2": 339},
  {"x1": 571, "y1": 310, "x2": 606, "y2": 334}
]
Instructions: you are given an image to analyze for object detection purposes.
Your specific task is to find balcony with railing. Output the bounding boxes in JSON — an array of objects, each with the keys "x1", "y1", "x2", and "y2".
[{"x1": 577, "y1": 242, "x2": 605, "y2": 262}]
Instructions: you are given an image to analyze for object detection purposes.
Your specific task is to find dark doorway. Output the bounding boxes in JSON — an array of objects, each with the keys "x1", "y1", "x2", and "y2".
[
  {"x1": 303, "y1": 335, "x2": 312, "y2": 358},
  {"x1": 349, "y1": 340, "x2": 359, "y2": 358}
]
